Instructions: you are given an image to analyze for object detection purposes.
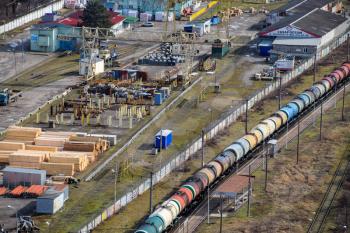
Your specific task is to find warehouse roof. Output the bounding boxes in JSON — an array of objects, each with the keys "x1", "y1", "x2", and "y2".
[
  {"x1": 2, "y1": 166, "x2": 46, "y2": 175},
  {"x1": 292, "y1": 9, "x2": 347, "y2": 37},
  {"x1": 260, "y1": 9, "x2": 347, "y2": 37},
  {"x1": 270, "y1": 0, "x2": 335, "y2": 14},
  {"x1": 38, "y1": 189, "x2": 63, "y2": 199}
]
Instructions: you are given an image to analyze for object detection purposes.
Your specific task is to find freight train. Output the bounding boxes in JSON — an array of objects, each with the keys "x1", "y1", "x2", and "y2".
[{"x1": 135, "y1": 62, "x2": 350, "y2": 233}]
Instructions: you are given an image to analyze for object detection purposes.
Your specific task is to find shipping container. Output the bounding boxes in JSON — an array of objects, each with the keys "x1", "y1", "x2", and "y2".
[
  {"x1": 36, "y1": 190, "x2": 64, "y2": 214},
  {"x1": 2, "y1": 167, "x2": 46, "y2": 188},
  {"x1": 154, "y1": 129, "x2": 173, "y2": 149}
]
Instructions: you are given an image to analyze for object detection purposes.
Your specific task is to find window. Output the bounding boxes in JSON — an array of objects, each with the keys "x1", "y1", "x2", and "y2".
[{"x1": 303, "y1": 47, "x2": 308, "y2": 53}]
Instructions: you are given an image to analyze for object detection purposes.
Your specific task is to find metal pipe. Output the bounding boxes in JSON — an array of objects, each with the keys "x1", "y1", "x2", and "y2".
[
  {"x1": 320, "y1": 102, "x2": 323, "y2": 141},
  {"x1": 342, "y1": 85, "x2": 346, "y2": 121}
]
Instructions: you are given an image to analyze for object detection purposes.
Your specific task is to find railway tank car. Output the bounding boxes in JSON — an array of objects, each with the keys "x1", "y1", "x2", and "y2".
[{"x1": 135, "y1": 62, "x2": 350, "y2": 233}]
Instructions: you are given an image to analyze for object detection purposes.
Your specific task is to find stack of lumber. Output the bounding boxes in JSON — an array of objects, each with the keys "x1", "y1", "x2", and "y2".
[
  {"x1": 41, "y1": 162, "x2": 74, "y2": 176},
  {"x1": 9, "y1": 150, "x2": 47, "y2": 169},
  {"x1": 49, "y1": 151, "x2": 89, "y2": 172},
  {"x1": 35, "y1": 131, "x2": 75, "y2": 147},
  {"x1": 0, "y1": 141, "x2": 25, "y2": 164},
  {"x1": 25, "y1": 145, "x2": 58, "y2": 152},
  {"x1": 5, "y1": 126, "x2": 41, "y2": 144},
  {"x1": 68, "y1": 135, "x2": 109, "y2": 153}
]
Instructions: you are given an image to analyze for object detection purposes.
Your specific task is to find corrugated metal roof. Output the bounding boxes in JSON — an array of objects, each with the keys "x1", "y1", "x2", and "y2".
[
  {"x1": 261, "y1": 9, "x2": 347, "y2": 37},
  {"x1": 271, "y1": 0, "x2": 335, "y2": 14},
  {"x1": 38, "y1": 189, "x2": 63, "y2": 199},
  {"x1": 2, "y1": 166, "x2": 46, "y2": 175}
]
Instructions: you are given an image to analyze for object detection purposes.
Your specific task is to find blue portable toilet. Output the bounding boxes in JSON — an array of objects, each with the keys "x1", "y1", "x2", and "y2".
[
  {"x1": 258, "y1": 40, "x2": 273, "y2": 57},
  {"x1": 154, "y1": 92, "x2": 163, "y2": 105},
  {"x1": 211, "y1": 16, "x2": 220, "y2": 25},
  {"x1": 155, "y1": 129, "x2": 173, "y2": 149}
]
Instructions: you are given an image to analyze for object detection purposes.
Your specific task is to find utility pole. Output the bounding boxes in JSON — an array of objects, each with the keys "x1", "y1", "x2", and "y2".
[
  {"x1": 219, "y1": 194, "x2": 223, "y2": 233},
  {"x1": 313, "y1": 53, "x2": 317, "y2": 83},
  {"x1": 245, "y1": 99, "x2": 248, "y2": 134},
  {"x1": 264, "y1": 152, "x2": 268, "y2": 192},
  {"x1": 247, "y1": 164, "x2": 251, "y2": 217},
  {"x1": 201, "y1": 129, "x2": 205, "y2": 167},
  {"x1": 149, "y1": 171, "x2": 153, "y2": 214},
  {"x1": 297, "y1": 118, "x2": 300, "y2": 164},
  {"x1": 342, "y1": 85, "x2": 346, "y2": 121},
  {"x1": 207, "y1": 187, "x2": 210, "y2": 224},
  {"x1": 320, "y1": 102, "x2": 323, "y2": 141},
  {"x1": 347, "y1": 34, "x2": 349, "y2": 62},
  {"x1": 278, "y1": 75, "x2": 282, "y2": 109}
]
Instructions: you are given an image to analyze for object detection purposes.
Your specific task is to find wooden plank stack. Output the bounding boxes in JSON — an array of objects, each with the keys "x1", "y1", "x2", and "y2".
[
  {"x1": 9, "y1": 150, "x2": 46, "y2": 169},
  {"x1": 4, "y1": 126, "x2": 42, "y2": 144},
  {"x1": 35, "y1": 131, "x2": 76, "y2": 147},
  {"x1": 0, "y1": 126, "x2": 112, "y2": 175},
  {"x1": 41, "y1": 162, "x2": 75, "y2": 176},
  {"x1": 0, "y1": 142, "x2": 25, "y2": 163},
  {"x1": 49, "y1": 152, "x2": 89, "y2": 172}
]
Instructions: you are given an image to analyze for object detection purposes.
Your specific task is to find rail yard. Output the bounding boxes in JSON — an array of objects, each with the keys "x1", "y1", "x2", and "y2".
[{"x1": 0, "y1": 0, "x2": 350, "y2": 233}]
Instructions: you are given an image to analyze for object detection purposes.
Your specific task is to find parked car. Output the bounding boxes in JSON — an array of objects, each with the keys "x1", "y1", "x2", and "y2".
[{"x1": 142, "y1": 22, "x2": 154, "y2": 27}]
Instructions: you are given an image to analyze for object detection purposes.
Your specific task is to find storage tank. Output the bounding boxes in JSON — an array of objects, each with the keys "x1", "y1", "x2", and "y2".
[
  {"x1": 215, "y1": 155, "x2": 231, "y2": 171},
  {"x1": 145, "y1": 216, "x2": 164, "y2": 233},
  {"x1": 290, "y1": 99, "x2": 305, "y2": 113},
  {"x1": 286, "y1": 103, "x2": 299, "y2": 117},
  {"x1": 198, "y1": 167, "x2": 216, "y2": 184},
  {"x1": 249, "y1": 129, "x2": 264, "y2": 144},
  {"x1": 207, "y1": 161, "x2": 223, "y2": 177},
  {"x1": 179, "y1": 187, "x2": 193, "y2": 203},
  {"x1": 314, "y1": 83, "x2": 326, "y2": 96},
  {"x1": 310, "y1": 86, "x2": 322, "y2": 99},
  {"x1": 261, "y1": 119, "x2": 276, "y2": 135},
  {"x1": 224, "y1": 143, "x2": 244, "y2": 161},
  {"x1": 322, "y1": 77, "x2": 335, "y2": 89},
  {"x1": 135, "y1": 224, "x2": 158, "y2": 233},
  {"x1": 242, "y1": 134, "x2": 258, "y2": 150},
  {"x1": 234, "y1": 138, "x2": 250, "y2": 155},
  {"x1": 320, "y1": 79, "x2": 331, "y2": 92},
  {"x1": 253, "y1": 124, "x2": 270, "y2": 140},
  {"x1": 274, "y1": 110, "x2": 288, "y2": 125},
  {"x1": 268, "y1": 116, "x2": 283, "y2": 131},
  {"x1": 303, "y1": 90, "x2": 316, "y2": 103}
]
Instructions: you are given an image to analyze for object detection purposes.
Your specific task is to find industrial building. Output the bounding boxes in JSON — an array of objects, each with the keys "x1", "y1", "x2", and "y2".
[
  {"x1": 30, "y1": 10, "x2": 125, "y2": 52},
  {"x1": 266, "y1": 0, "x2": 343, "y2": 25},
  {"x1": 105, "y1": 0, "x2": 197, "y2": 18},
  {"x1": 258, "y1": 1, "x2": 348, "y2": 59}
]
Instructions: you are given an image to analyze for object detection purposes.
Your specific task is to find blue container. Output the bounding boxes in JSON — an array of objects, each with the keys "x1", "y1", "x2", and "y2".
[
  {"x1": 211, "y1": 16, "x2": 220, "y2": 25},
  {"x1": 155, "y1": 129, "x2": 173, "y2": 149},
  {"x1": 154, "y1": 92, "x2": 163, "y2": 105},
  {"x1": 0, "y1": 93, "x2": 9, "y2": 106}
]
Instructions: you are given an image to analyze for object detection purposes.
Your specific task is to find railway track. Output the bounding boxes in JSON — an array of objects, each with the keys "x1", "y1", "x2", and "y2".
[
  {"x1": 306, "y1": 147, "x2": 350, "y2": 233},
  {"x1": 169, "y1": 81, "x2": 350, "y2": 233}
]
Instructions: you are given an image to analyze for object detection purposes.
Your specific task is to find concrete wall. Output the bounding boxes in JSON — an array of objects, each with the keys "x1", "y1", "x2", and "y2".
[{"x1": 0, "y1": 0, "x2": 64, "y2": 35}]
